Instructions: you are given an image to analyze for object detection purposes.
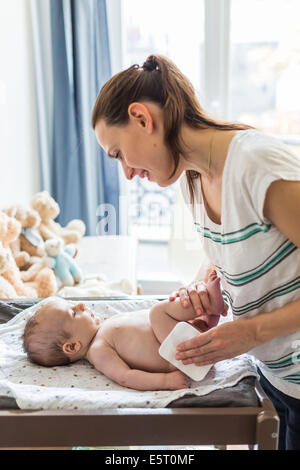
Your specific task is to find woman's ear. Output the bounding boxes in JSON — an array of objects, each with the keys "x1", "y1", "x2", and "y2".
[
  {"x1": 128, "y1": 102, "x2": 153, "y2": 133},
  {"x1": 62, "y1": 341, "x2": 82, "y2": 356}
]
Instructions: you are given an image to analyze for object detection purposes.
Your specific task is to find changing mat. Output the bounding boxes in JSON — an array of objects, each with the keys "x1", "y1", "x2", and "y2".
[{"x1": 0, "y1": 297, "x2": 258, "y2": 410}]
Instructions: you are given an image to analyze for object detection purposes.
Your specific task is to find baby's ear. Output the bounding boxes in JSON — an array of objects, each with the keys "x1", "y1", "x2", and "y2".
[{"x1": 62, "y1": 341, "x2": 82, "y2": 356}]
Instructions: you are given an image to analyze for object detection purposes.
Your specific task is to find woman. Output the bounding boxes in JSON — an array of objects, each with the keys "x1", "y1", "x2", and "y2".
[{"x1": 92, "y1": 54, "x2": 300, "y2": 450}]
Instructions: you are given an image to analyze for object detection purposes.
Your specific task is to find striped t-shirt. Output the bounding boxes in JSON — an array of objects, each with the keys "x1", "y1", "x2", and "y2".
[{"x1": 180, "y1": 129, "x2": 300, "y2": 398}]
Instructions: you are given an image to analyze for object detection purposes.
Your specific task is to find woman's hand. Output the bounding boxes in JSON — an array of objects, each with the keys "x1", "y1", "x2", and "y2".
[
  {"x1": 169, "y1": 281, "x2": 228, "y2": 329},
  {"x1": 175, "y1": 319, "x2": 259, "y2": 366},
  {"x1": 169, "y1": 281, "x2": 210, "y2": 314}
]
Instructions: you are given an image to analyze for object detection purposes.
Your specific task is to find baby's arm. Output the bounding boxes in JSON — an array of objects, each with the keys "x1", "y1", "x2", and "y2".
[
  {"x1": 89, "y1": 341, "x2": 189, "y2": 391},
  {"x1": 149, "y1": 299, "x2": 202, "y2": 344}
]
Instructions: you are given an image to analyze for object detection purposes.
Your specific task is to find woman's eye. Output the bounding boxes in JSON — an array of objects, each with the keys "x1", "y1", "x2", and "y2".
[{"x1": 115, "y1": 152, "x2": 122, "y2": 160}]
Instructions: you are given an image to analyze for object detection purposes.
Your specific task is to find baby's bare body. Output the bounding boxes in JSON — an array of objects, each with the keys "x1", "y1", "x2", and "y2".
[
  {"x1": 90, "y1": 309, "x2": 176, "y2": 373},
  {"x1": 86, "y1": 301, "x2": 195, "y2": 391}
]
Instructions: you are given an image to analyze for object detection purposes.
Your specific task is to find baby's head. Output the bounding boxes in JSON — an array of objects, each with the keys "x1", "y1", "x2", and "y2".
[{"x1": 23, "y1": 298, "x2": 100, "y2": 367}]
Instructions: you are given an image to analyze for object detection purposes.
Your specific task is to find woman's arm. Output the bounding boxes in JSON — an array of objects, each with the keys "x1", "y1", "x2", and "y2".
[
  {"x1": 258, "y1": 179, "x2": 300, "y2": 341},
  {"x1": 175, "y1": 297, "x2": 300, "y2": 366},
  {"x1": 251, "y1": 298, "x2": 300, "y2": 344}
]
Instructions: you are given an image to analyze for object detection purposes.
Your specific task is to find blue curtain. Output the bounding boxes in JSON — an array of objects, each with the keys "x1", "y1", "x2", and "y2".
[{"x1": 49, "y1": 0, "x2": 119, "y2": 235}]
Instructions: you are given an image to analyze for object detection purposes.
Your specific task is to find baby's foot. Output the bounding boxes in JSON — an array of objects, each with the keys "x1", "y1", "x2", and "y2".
[
  {"x1": 166, "y1": 370, "x2": 191, "y2": 390},
  {"x1": 206, "y1": 270, "x2": 225, "y2": 316}
]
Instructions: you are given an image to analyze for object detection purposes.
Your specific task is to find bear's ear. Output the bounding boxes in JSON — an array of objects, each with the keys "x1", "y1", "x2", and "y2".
[
  {"x1": 41, "y1": 191, "x2": 53, "y2": 203},
  {"x1": 14, "y1": 206, "x2": 28, "y2": 224},
  {"x1": 31, "y1": 193, "x2": 46, "y2": 212},
  {"x1": 31, "y1": 191, "x2": 58, "y2": 214}
]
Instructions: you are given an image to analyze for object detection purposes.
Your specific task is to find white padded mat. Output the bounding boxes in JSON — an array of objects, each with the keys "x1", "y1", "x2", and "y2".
[{"x1": 0, "y1": 296, "x2": 257, "y2": 410}]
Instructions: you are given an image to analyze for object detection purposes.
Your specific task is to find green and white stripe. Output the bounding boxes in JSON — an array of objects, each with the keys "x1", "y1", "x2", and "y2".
[
  {"x1": 264, "y1": 352, "x2": 300, "y2": 370},
  {"x1": 282, "y1": 375, "x2": 300, "y2": 384},
  {"x1": 217, "y1": 240, "x2": 297, "y2": 286},
  {"x1": 194, "y1": 222, "x2": 271, "y2": 244},
  {"x1": 222, "y1": 275, "x2": 300, "y2": 316}
]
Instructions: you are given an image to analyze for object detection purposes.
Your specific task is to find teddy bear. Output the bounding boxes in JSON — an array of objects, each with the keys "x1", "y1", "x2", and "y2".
[
  {"x1": 31, "y1": 191, "x2": 86, "y2": 245},
  {"x1": 44, "y1": 238, "x2": 83, "y2": 287},
  {"x1": 0, "y1": 211, "x2": 57, "y2": 298},
  {"x1": 0, "y1": 211, "x2": 37, "y2": 298},
  {"x1": 0, "y1": 242, "x2": 18, "y2": 299},
  {"x1": 3, "y1": 204, "x2": 45, "y2": 270}
]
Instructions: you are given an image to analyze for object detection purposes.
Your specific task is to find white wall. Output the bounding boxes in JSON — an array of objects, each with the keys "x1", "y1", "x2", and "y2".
[{"x1": 0, "y1": 0, "x2": 40, "y2": 208}]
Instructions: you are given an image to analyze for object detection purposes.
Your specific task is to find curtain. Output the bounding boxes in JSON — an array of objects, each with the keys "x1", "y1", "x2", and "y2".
[
  {"x1": 30, "y1": 0, "x2": 119, "y2": 235},
  {"x1": 29, "y1": 0, "x2": 53, "y2": 193}
]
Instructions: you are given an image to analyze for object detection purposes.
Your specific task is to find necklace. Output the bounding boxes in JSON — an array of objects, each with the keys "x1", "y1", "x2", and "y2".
[{"x1": 207, "y1": 129, "x2": 217, "y2": 178}]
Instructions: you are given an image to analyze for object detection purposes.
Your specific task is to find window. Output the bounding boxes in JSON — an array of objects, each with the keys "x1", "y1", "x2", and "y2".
[
  {"x1": 229, "y1": 0, "x2": 300, "y2": 143},
  {"x1": 121, "y1": 0, "x2": 205, "y2": 242}
]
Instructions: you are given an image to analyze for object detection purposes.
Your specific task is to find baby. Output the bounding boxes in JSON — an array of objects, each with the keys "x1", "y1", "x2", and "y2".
[{"x1": 23, "y1": 271, "x2": 225, "y2": 391}]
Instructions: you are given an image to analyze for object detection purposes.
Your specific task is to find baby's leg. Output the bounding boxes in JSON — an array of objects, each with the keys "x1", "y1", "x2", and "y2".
[
  {"x1": 206, "y1": 270, "x2": 225, "y2": 315},
  {"x1": 149, "y1": 299, "x2": 199, "y2": 345}
]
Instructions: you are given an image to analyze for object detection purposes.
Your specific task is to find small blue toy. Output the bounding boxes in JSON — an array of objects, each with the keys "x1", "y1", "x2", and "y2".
[{"x1": 44, "y1": 238, "x2": 83, "y2": 287}]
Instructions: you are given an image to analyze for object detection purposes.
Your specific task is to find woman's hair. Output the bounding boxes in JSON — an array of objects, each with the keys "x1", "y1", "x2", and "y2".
[
  {"x1": 22, "y1": 315, "x2": 71, "y2": 367},
  {"x1": 92, "y1": 54, "x2": 253, "y2": 205}
]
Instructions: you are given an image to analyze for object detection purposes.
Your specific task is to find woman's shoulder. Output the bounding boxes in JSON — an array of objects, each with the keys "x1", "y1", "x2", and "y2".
[
  {"x1": 232, "y1": 129, "x2": 298, "y2": 158},
  {"x1": 228, "y1": 129, "x2": 300, "y2": 223},
  {"x1": 229, "y1": 129, "x2": 300, "y2": 175}
]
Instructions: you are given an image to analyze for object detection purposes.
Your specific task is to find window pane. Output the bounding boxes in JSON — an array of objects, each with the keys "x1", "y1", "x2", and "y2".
[
  {"x1": 229, "y1": 0, "x2": 300, "y2": 138},
  {"x1": 121, "y1": 0, "x2": 205, "y2": 240},
  {"x1": 122, "y1": 0, "x2": 205, "y2": 94}
]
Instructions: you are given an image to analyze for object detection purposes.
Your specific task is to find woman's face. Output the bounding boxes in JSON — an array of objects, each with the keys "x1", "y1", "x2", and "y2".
[{"x1": 94, "y1": 102, "x2": 183, "y2": 187}]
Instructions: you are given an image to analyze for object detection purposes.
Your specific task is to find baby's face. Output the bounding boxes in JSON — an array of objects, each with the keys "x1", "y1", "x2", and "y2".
[{"x1": 35, "y1": 299, "x2": 100, "y2": 346}]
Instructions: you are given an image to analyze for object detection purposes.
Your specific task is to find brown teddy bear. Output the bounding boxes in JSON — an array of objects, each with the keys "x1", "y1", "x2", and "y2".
[
  {"x1": 3, "y1": 205, "x2": 45, "y2": 270},
  {"x1": 31, "y1": 191, "x2": 86, "y2": 244},
  {"x1": 0, "y1": 211, "x2": 57, "y2": 298}
]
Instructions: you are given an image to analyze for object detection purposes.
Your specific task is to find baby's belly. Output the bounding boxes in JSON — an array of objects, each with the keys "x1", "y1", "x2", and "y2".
[{"x1": 111, "y1": 310, "x2": 175, "y2": 373}]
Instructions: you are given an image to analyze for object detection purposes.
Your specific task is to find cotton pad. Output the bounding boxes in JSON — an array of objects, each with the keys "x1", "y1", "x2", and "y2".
[{"x1": 159, "y1": 322, "x2": 213, "y2": 381}]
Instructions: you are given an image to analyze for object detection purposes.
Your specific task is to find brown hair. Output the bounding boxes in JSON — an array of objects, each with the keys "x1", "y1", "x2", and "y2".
[
  {"x1": 92, "y1": 54, "x2": 252, "y2": 205},
  {"x1": 22, "y1": 315, "x2": 71, "y2": 367}
]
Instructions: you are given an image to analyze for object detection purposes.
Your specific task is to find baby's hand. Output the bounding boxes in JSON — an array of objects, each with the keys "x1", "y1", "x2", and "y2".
[{"x1": 166, "y1": 370, "x2": 191, "y2": 390}]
